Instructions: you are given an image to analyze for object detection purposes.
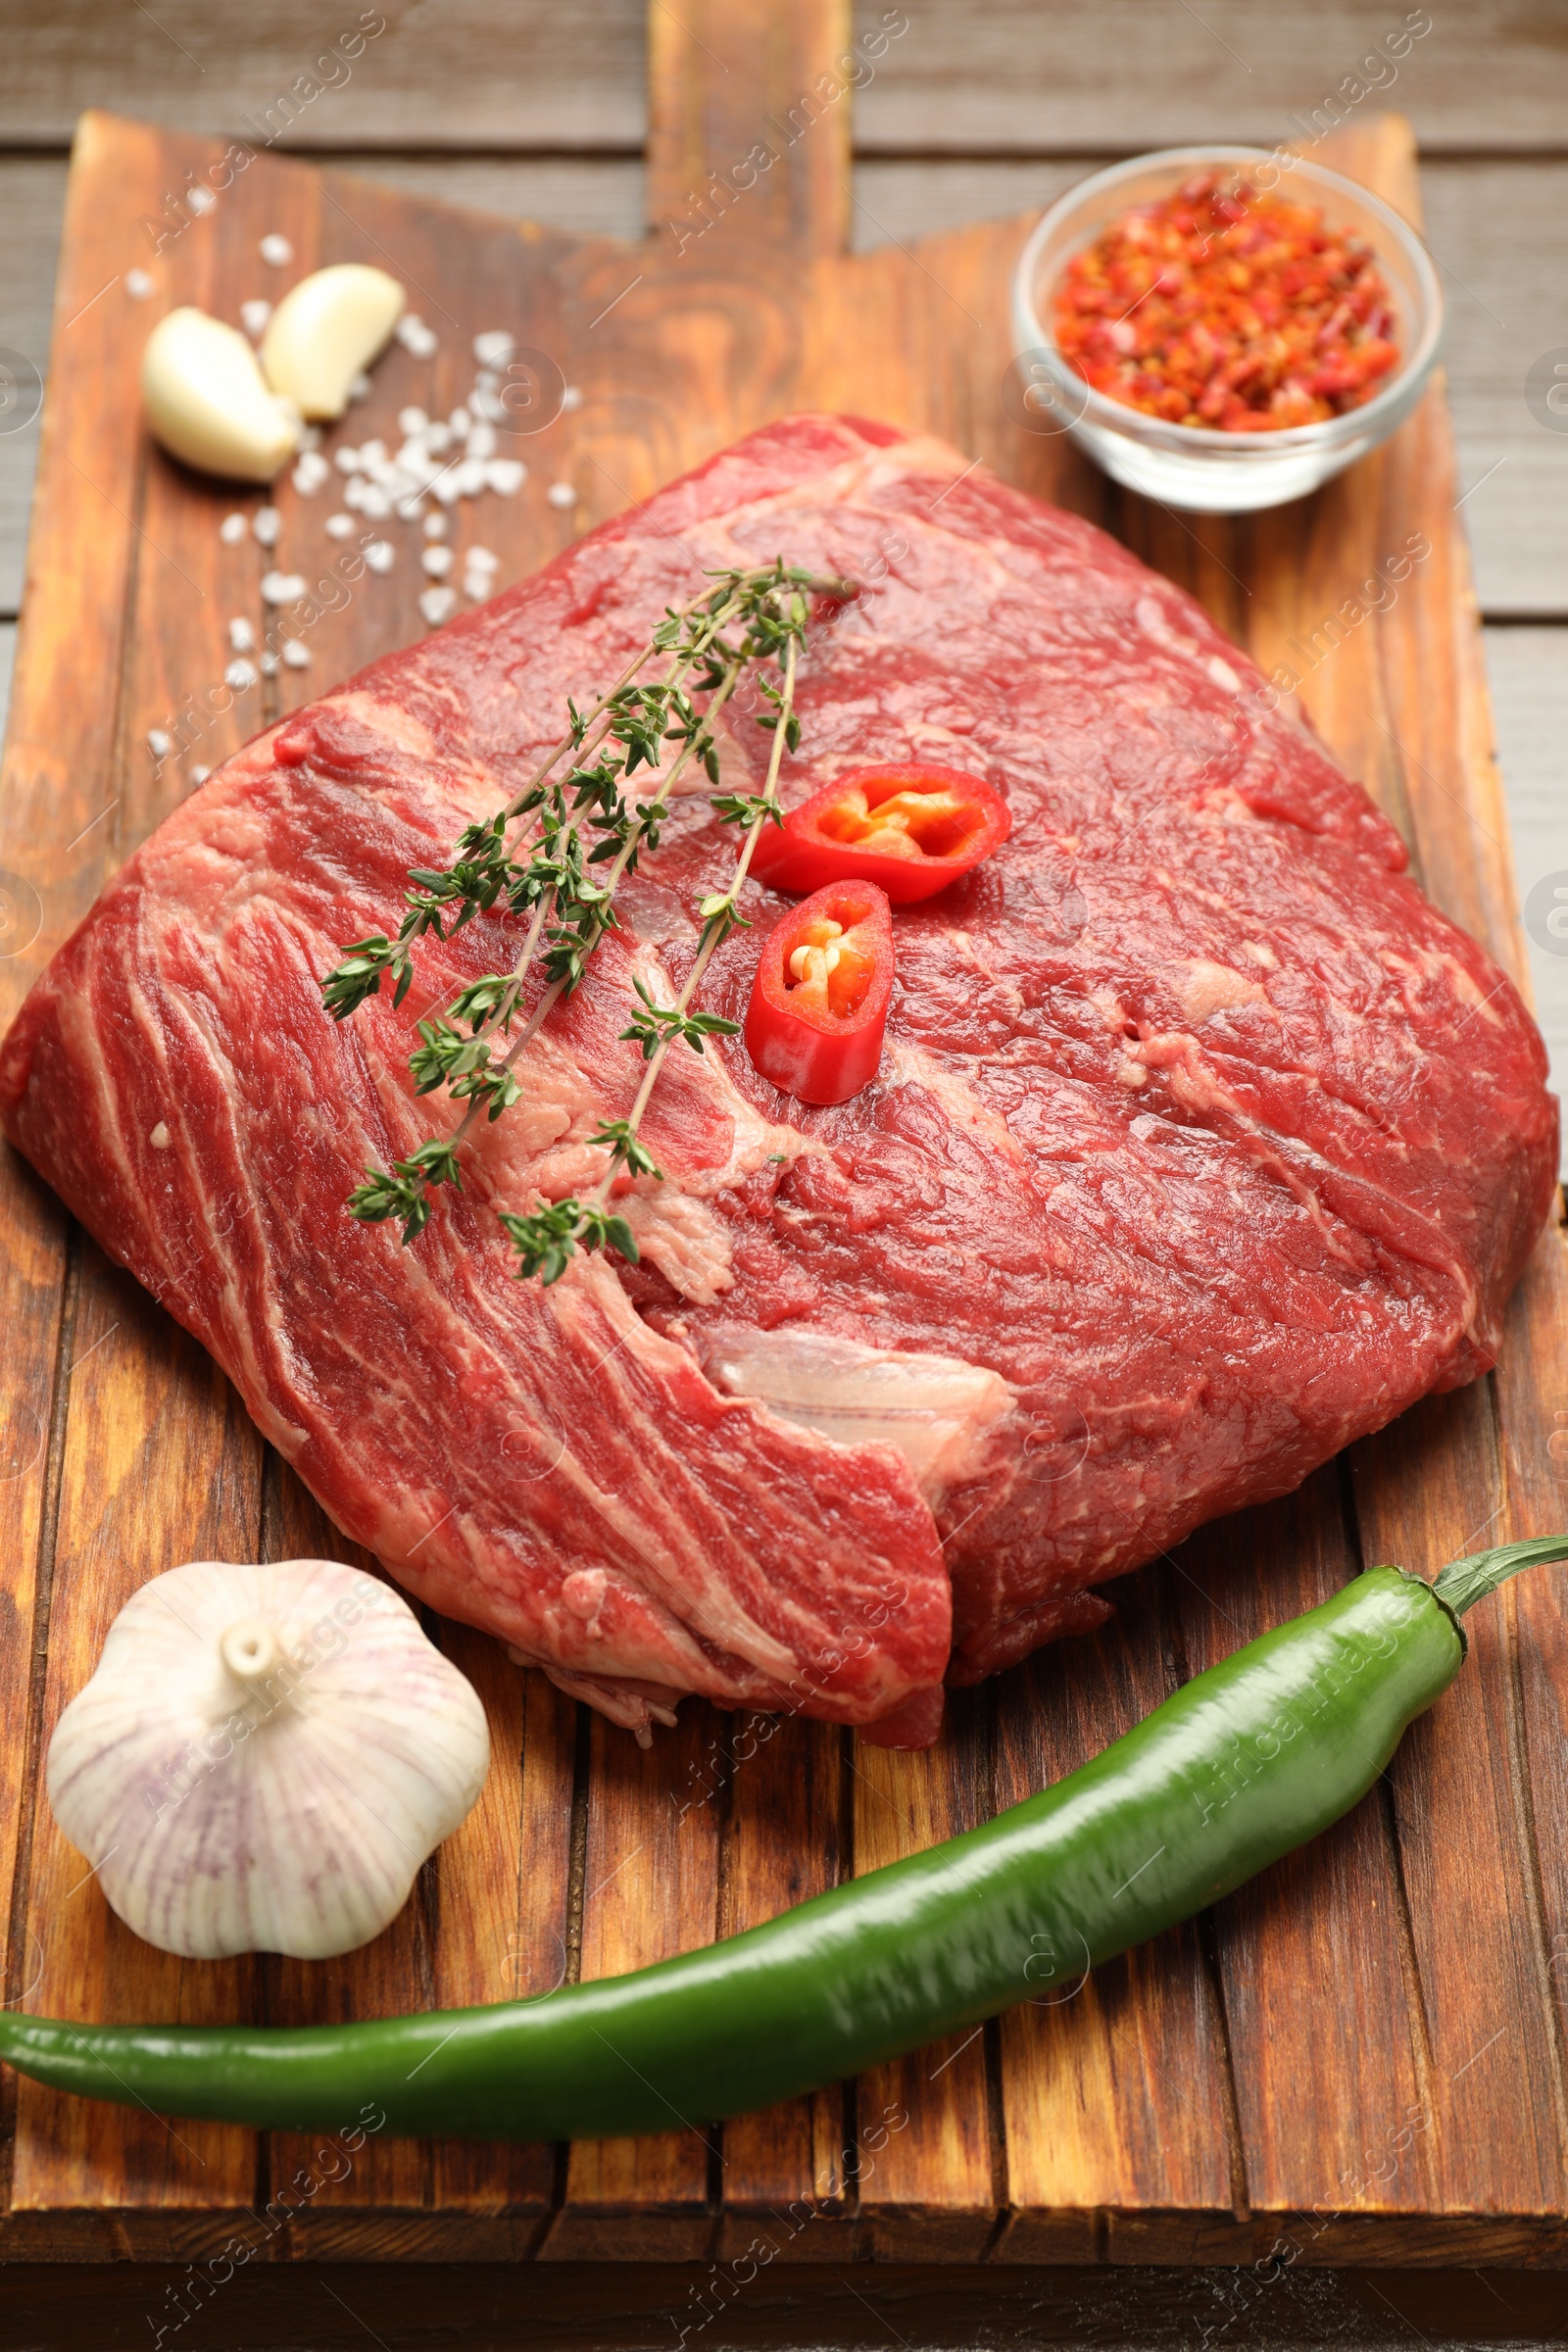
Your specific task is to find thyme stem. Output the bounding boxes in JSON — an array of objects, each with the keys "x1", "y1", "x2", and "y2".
[
  {"x1": 447, "y1": 627, "x2": 755, "y2": 1159},
  {"x1": 585, "y1": 635, "x2": 800, "y2": 1215}
]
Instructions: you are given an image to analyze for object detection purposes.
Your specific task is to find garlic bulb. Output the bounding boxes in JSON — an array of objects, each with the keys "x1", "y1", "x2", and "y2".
[
  {"x1": 47, "y1": 1558, "x2": 490, "y2": 1961},
  {"x1": 141, "y1": 308, "x2": 300, "y2": 481},
  {"x1": 261, "y1": 265, "x2": 406, "y2": 420}
]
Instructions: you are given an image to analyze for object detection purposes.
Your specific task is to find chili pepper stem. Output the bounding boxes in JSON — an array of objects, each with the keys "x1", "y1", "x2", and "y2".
[{"x1": 1430, "y1": 1533, "x2": 1568, "y2": 1622}]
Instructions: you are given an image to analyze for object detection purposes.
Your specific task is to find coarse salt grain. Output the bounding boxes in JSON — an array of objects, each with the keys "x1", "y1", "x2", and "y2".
[
  {"x1": 398, "y1": 406, "x2": 429, "y2": 436},
  {"x1": 240, "y1": 298, "x2": 272, "y2": 338},
  {"x1": 292, "y1": 450, "x2": 330, "y2": 495},
  {"x1": 150, "y1": 1122, "x2": 172, "y2": 1149},
  {"x1": 422, "y1": 511, "x2": 448, "y2": 540},
  {"x1": 147, "y1": 728, "x2": 172, "y2": 758},
  {"x1": 260, "y1": 649, "x2": 279, "y2": 675},
  {"x1": 220, "y1": 512, "x2": 249, "y2": 545},
  {"x1": 487, "y1": 459, "x2": 525, "y2": 496},
  {"x1": 465, "y1": 418, "x2": 497, "y2": 461},
  {"x1": 334, "y1": 446, "x2": 362, "y2": 473},
  {"x1": 448, "y1": 406, "x2": 469, "y2": 436},
  {"x1": 324, "y1": 513, "x2": 355, "y2": 540},
  {"x1": 466, "y1": 544, "x2": 499, "y2": 571},
  {"x1": 186, "y1": 186, "x2": 216, "y2": 217},
  {"x1": 395, "y1": 497, "x2": 425, "y2": 522},
  {"x1": 546, "y1": 480, "x2": 575, "y2": 510},
  {"x1": 261, "y1": 569, "x2": 306, "y2": 605},
  {"x1": 225, "y1": 658, "x2": 259, "y2": 690},
  {"x1": 561, "y1": 385, "x2": 583, "y2": 412},
  {"x1": 359, "y1": 438, "x2": 387, "y2": 468},
  {"x1": 281, "y1": 639, "x2": 311, "y2": 668},
  {"x1": 253, "y1": 506, "x2": 282, "y2": 547},
  {"x1": 419, "y1": 585, "x2": 457, "y2": 626},
  {"x1": 260, "y1": 233, "x2": 294, "y2": 267},
  {"x1": 124, "y1": 269, "x2": 155, "y2": 300},
  {"x1": 189, "y1": 768, "x2": 210, "y2": 787},
  {"x1": 473, "y1": 329, "x2": 515, "y2": 368},
  {"x1": 227, "y1": 616, "x2": 256, "y2": 652},
  {"x1": 356, "y1": 484, "x2": 392, "y2": 519},
  {"x1": 363, "y1": 540, "x2": 395, "y2": 574},
  {"x1": 396, "y1": 315, "x2": 438, "y2": 358},
  {"x1": 420, "y1": 545, "x2": 453, "y2": 577}
]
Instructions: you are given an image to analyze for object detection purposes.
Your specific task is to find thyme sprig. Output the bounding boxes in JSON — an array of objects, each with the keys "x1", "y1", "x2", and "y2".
[
  {"x1": 502, "y1": 628, "x2": 803, "y2": 1285},
  {"x1": 323, "y1": 564, "x2": 824, "y2": 1280}
]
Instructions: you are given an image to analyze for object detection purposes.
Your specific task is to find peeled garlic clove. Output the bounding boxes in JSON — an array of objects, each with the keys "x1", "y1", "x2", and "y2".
[
  {"x1": 46, "y1": 1558, "x2": 490, "y2": 1960},
  {"x1": 141, "y1": 307, "x2": 300, "y2": 483},
  {"x1": 261, "y1": 265, "x2": 406, "y2": 421}
]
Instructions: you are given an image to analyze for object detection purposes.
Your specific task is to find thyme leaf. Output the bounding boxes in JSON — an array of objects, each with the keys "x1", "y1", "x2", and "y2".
[
  {"x1": 710, "y1": 791, "x2": 785, "y2": 830},
  {"x1": 619, "y1": 976, "x2": 741, "y2": 1060},
  {"x1": 347, "y1": 1138, "x2": 464, "y2": 1243},
  {"x1": 499, "y1": 1199, "x2": 640, "y2": 1286}
]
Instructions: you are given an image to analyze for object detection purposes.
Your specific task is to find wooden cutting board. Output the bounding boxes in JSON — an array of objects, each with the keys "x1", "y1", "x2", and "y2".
[{"x1": 3, "y1": 0, "x2": 1567, "y2": 2270}]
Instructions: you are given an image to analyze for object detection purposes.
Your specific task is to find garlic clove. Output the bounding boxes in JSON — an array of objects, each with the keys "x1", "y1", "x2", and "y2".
[
  {"x1": 46, "y1": 1558, "x2": 491, "y2": 1961},
  {"x1": 141, "y1": 307, "x2": 301, "y2": 483},
  {"x1": 261, "y1": 265, "x2": 407, "y2": 421}
]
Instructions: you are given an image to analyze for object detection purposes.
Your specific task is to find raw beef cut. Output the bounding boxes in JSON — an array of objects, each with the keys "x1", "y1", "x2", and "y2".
[{"x1": 1, "y1": 415, "x2": 1556, "y2": 1743}]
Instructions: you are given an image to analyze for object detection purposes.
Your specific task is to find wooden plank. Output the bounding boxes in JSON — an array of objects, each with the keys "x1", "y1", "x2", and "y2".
[
  {"x1": 0, "y1": 160, "x2": 68, "y2": 616},
  {"x1": 319, "y1": 154, "x2": 644, "y2": 243},
  {"x1": 1176, "y1": 1482, "x2": 1436, "y2": 2236},
  {"x1": 992, "y1": 1567, "x2": 1236, "y2": 2261},
  {"x1": 9, "y1": 1249, "x2": 264, "y2": 2220},
  {"x1": 421, "y1": 1644, "x2": 568, "y2": 2248},
  {"x1": 850, "y1": 1, "x2": 1568, "y2": 156},
  {"x1": 646, "y1": 0, "x2": 850, "y2": 252},
  {"x1": 1348, "y1": 1389, "x2": 1568, "y2": 2221},
  {"x1": 854, "y1": 1691, "x2": 997, "y2": 2262},
  {"x1": 0, "y1": 112, "x2": 254, "y2": 2233},
  {"x1": 1494, "y1": 1216, "x2": 1568, "y2": 2220},
  {"x1": 1484, "y1": 626, "x2": 1568, "y2": 1161},
  {"x1": 9, "y1": 253, "x2": 270, "y2": 2216},
  {"x1": 714, "y1": 1715, "x2": 856, "y2": 2263},
  {"x1": 542, "y1": 1705, "x2": 719, "y2": 2261},
  {"x1": 0, "y1": 0, "x2": 647, "y2": 150},
  {"x1": 258, "y1": 1470, "x2": 429, "y2": 2231},
  {"x1": 6, "y1": 0, "x2": 1568, "y2": 155},
  {"x1": 1323, "y1": 125, "x2": 1568, "y2": 2195}
]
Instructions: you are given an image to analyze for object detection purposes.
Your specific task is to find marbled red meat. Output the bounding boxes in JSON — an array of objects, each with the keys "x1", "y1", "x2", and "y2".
[{"x1": 1, "y1": 416, "x2": 1555, "y2": 1742}]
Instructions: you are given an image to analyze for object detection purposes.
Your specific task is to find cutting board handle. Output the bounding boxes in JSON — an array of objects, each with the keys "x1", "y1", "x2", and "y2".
[{"x1": 645, "y1": 0, "x2": 853, "y2": 256}]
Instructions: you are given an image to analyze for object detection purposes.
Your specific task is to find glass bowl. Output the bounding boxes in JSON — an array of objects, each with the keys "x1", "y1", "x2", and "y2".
[{"x1": 1009, "y1": 146, "x2": 1443, "y2": 513}]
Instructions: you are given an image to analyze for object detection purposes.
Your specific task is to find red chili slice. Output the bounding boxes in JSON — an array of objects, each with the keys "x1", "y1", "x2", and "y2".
[
  {"x1": 748, "y1": 762, "x2": 1010, "y2": 905},
  {"x1": 744, "y1": 881, "x2": 894, "y2": 1106}
]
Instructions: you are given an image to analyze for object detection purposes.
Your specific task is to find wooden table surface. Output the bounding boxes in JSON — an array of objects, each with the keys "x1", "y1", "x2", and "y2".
[{"x1": 1, "y1": 6, "x2": 1567, "y2": 2342}]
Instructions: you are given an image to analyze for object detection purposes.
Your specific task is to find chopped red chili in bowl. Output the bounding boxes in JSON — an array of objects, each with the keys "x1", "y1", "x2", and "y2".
[
  {"x1": 749, "y1": 762, "x2": 1010, "y2": 905},
  {"x1": 744, "y1": 881, "x2": 894, "y2": 1106},
  {"x1": 1052, "y1": 170, "x2": 1399, "y2": 433}
]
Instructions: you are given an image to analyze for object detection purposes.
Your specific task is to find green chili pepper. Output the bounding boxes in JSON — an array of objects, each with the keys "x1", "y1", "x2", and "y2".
[{"x1": 1, "y1": 1536, "x2": 1562, "y2": 2142}]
